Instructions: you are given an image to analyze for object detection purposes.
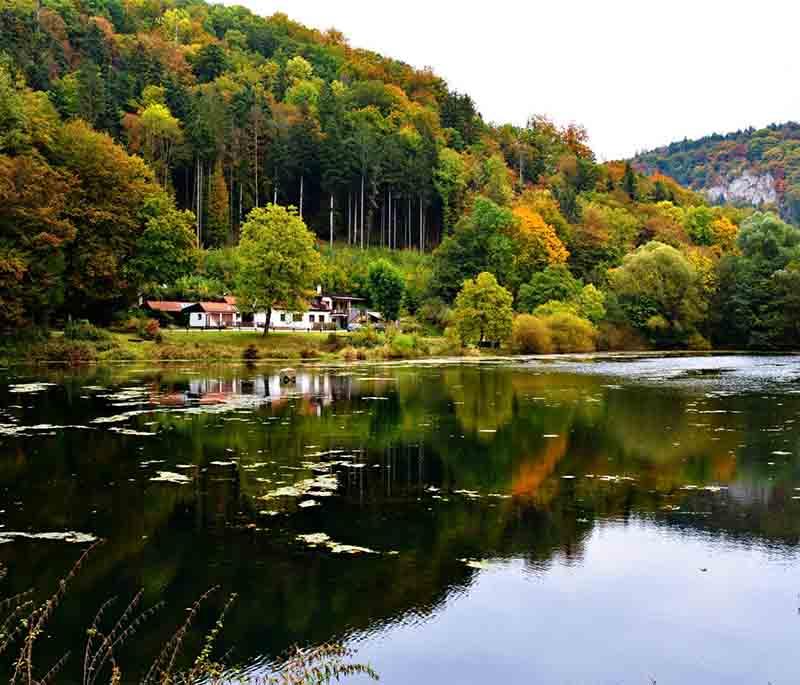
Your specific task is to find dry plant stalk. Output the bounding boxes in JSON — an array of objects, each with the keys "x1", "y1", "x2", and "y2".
[
  {"x1": 9, "y1": 540, "x2": 102, "y2": 685},
  {"x1": 0, "y1": 548, "x2": 377, "y2": 685}
]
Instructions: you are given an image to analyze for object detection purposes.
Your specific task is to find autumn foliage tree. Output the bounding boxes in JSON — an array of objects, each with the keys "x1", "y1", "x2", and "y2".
[
  {"x1": 0, "y1": 156, "x2": 74, "y2": 327},
  {"x1": 509, "y1": 205, "x2": 569, "y2": 286}
]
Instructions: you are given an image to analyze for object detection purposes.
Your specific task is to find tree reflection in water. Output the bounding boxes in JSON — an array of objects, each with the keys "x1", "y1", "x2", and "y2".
[{"x1": 1, "y1": 359, "x2": 799, "y2": 681}]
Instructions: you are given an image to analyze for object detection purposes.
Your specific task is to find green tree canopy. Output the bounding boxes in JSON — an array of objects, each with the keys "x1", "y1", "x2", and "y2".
[
  {"x1": 367, "y1": 259, "x2": 405, "y2": 321},
  {"x1": 236, "y1": 204, "x2": 321, "y2": 335},
  {"x1": 517, "y1": 265, "x2": 582, "y2": 313},
  {"x1": 609, "y1": 241, "x2": 705, "y2": 346},
  {"x1": 737, "y1": 212, "x2": 800, "y2": 268},
  {"x1": 712, "y1": 213, "x2": 800, "y2": 349},
  {"x1": 452, "y1": 271, "x2": 513, "y2": 346},
  {"x1": 431, "y1": 197, "x2": 515, "y2": 301},
  {"x1": 126, "y1": 195, "x2": 198, "y2": 294}
]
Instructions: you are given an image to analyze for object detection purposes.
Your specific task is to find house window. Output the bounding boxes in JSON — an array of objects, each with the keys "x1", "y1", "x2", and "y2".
[
  {"x1": 293, "y1": 313, "x2": 303, "y2": 322},
  {"x1": 309, "y1": 315, "x2": 315, "y2": 323},
  {"x1": 280, "y1": 313, "x2": 286, "y2": 322}
]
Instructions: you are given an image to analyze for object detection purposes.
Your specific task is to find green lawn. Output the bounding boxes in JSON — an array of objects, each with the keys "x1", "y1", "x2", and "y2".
[
  {"x1": 113, "y1": 329, "x2": 346, "y2": 361},
  {"x1": 162, "y1": 329, "x2": 339, "y2": 348}
]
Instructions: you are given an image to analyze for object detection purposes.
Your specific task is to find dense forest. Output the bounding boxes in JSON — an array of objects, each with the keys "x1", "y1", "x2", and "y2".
[
  {"x1": 2, "y1": 0, "x2": 800, "y2": 352},
  {"x1": 633, "y1": 122, "x2": 800, "y2": 223}
]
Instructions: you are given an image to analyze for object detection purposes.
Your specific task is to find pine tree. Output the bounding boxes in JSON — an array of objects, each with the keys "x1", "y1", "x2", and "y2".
[
  {"x1": 622, "y1": 162, "x2": 639, "y2": 200},
  {"x1": 205, "y1": 160, "x2": 230, "y2": 247}
]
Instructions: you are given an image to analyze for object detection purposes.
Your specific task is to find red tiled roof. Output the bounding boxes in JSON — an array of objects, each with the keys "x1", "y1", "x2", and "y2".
[
  {"x1": 223, "y1": 296, "x2": 237, "y2": 305},
  {"x1": 198, "y1": 302, "x2": 238, "y2": 314},
  {"x1": 146, "y1": 300, "x2": 192, "y2": 313}
]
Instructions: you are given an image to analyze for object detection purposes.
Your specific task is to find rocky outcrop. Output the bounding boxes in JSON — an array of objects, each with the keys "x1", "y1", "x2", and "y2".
[{"x1": 706, "y1": 171, "x2": 777, "y2": 206}]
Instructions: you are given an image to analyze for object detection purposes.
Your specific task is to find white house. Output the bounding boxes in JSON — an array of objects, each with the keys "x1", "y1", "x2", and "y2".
[
  {"x1": 187, "y1": 301, "x2": 242, "y2": 328},
  {"x1": 254, "y1": 290, "x2": 368, "y2": 331},
  {"x1": 254, "y1": 303, "x2": 334, "y2": 331},
  {"x1": 182, "y1": 290, "x2": 372, "y2": 332}
]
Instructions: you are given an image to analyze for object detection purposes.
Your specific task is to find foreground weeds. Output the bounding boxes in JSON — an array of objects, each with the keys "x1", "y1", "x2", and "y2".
[{"x1": 0, "y1": 544, "x2": 377, "y2": 684}]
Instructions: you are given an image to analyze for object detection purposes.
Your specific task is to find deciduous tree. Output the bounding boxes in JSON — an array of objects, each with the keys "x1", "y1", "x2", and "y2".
[
  {"x1": 367, "y1": 259, "x2": 405, "y2": 321},
  {"x1": 452, "y1": 272, "x2": 513, "y2": 346},
  {"x1": 236, "y1": 204, "x2": 321, "y2": 335}
]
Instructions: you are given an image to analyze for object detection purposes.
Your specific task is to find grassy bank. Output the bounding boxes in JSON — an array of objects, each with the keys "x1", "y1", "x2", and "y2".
[{"x1": 0, "y1": 327, "x2": 458, "y2": 366}]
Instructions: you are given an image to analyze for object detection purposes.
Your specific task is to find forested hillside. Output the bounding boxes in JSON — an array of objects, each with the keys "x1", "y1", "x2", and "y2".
[
  {"x1": 2, "y1": 0, "x2": 800, "y2": 352},
  {"x1": 633, "y1": 122, "x2": 800, "y2": 223}
]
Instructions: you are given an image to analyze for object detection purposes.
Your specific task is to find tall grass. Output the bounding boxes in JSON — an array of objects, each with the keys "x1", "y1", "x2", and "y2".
[{"x1": 0, "y1": 545, "x2": 377, "y2": 684}]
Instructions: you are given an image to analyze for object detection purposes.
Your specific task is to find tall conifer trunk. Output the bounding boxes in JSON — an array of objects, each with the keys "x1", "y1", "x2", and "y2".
[{"x1": 329, "y1": 193, "x2": 334, "y2": 250}]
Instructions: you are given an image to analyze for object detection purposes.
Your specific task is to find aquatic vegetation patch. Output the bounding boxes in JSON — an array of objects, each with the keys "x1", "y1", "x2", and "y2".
[
  {"x1": 0, "y1": 422, "x2": 93, "y2": 437},
  {"x1": 109, "y1": 427, "x2": 156, "y2": 437},
  {"x1": 261, "y1": 473, "x2": 340, "y2": 502},
  {"x1": 90, "y1": 409, "x2": 153, "y2": 425},
  {"x1": 150, "y1": 471, "x2": 192, "y2": 484},
  {"x1": 0, "y1": 530, "x2": 98, "y2": 544},
  {"x1": 7, "y1": 382, "x2": 56, "y2": 393},
  {"x1": 296, "y1": 533, "x2": 378, "y2": 555}
]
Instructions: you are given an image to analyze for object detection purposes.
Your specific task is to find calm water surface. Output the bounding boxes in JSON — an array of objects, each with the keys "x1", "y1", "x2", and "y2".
[{"x1": 1, "y1": 355, "x2": 800, "y2": 684}]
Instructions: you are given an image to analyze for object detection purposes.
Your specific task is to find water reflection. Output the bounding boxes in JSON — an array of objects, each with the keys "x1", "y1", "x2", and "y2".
[{"x1": 1, "y1": 359, "x2": 800, "y2": 683}]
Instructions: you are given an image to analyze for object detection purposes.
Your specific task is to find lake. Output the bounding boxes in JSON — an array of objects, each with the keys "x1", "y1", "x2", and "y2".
[{"x1": 1, "y1": 354, "x2": 800, "y2": 684}]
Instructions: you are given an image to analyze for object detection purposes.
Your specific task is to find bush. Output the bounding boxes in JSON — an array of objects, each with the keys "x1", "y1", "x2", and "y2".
[
  {"x1": 300, "y1": 347, "x2": 318, "y2": 359},
  {"x1": 687, "y1": 332, "x2": 712, "y2": 350},
  {"x1": 111, "y1": 308, "x2": 149, "y2": 333},
  {"x1": 385, "y1": 333, "x2": 417, "y2": 359},
  {"x1": 64, "y1": 320, "x2": 110, "y2": 342},
  {"x1": 138, "y1": 318, "x2": 162, "y2": 342},
  {"x1": 512, "y1": 315, "x2": 554, "y2": 354},
  {"x1": 339, "y1": 346, "x2": 366, "y2": 362},
  {"x1": 398, "y1": 317, "x2": 422, "y2": 335},
  {"x1": 243, "y1": 344, "x2": 259, "y2": 362},
  {"x1": 38, "y1": 340, "x2": 97, "y2": 365},
  {"x1": 441, "y1": 326, "x2": 464, "y2": 355},
  {"x1": 597, "y1": 322, "x2": 648, "y2": 351},
  {"x1": 350, "y1": 326, "x2": 384, "y2": 348},
  {"x1": 418, "y1": 298, "x2": 452, "y2": 332},
  {"x1": 323, "y1": 332, "x2": 346, "y2": 353},
  {"x1": 543, "y1": 312, "x2": 597, "y2": 353},
  {"x1": 98, "y1": 346, "x2": 137, "y2": 362},
  {"x1": 340, "y1": 345, "x2": 358, "y2": 362}
]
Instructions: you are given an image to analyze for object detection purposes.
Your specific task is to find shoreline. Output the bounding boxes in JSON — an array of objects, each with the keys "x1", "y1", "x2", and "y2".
[{"x1": 1, "y1": 329, "x2": 795, "y2": 370}]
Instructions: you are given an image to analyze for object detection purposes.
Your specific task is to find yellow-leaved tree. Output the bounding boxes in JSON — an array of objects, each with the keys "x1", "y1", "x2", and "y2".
[{"x1": 508, "y1": 205, "x2": 569, "y2": 286}]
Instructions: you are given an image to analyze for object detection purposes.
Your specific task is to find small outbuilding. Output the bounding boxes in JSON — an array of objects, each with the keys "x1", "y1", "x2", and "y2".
[{"x1": 186, "y1": 301, "x2": 241, "y2": 329}]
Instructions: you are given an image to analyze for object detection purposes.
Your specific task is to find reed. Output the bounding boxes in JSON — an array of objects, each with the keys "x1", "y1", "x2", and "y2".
[{"x1": 0, "y1": 546, "x2": 377, "y2": 684}]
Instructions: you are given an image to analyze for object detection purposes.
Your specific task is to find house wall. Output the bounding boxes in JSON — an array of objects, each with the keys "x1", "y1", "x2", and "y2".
[
  {"x1": 189, "y1": 312, "x2": 207, "y2": 328},
  {"x1": 253, "y1": 309, "x2": 332, "y2": 330},
  {"x1": 189, "y1": 312, "x2": 241, "y2": 328}
]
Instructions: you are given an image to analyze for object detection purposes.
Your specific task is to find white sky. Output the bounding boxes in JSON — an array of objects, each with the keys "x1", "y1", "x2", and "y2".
[{"x1": 225, "y1": 0, "x2": 800, "y2": 160}]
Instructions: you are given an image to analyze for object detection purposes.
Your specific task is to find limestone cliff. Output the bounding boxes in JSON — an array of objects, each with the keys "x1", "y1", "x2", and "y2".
[{"x1": 706, "y1": 171, "x2": 777, "y2": 207}]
